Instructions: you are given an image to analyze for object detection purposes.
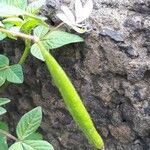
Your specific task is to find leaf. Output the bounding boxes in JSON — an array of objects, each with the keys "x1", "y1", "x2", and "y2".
[
  {"x1": 31, "y1": 44, "x2": 44, "y2": 61},
  {"x1": 0, "y1": 33, "x2": 6, "y2": 41},
  {"x1": 34, "y1": 26, "x2": 49, "y2": 39},
  {"x1": 0, "y1": 23, "x2": 14, "y2": 41},
  {"x1": 43, "y1": 31, "x2": 84, "y2": 49},
  {"x1": 8, "y1": 142, "x2": 23, "y2": 150},
  {"x1": 16, "y1": 107, "x2": 42, "y2": 140},
  {"x1": 3, "y1": 17, "x2": 24, "y2": 26},
  {"x1": 6, "y1": 64, "x2": 23, "y2": 83},
  {"x1": 0, "y1": 4, "x2": 25, "y2": 17},
  {"x1": 0, "y1": 55, "x2": 9, "y2": 68},
  {"x1": 21, "y1": 19, "x2": 39, "y2": 33},
  {"x1": 0, "y1": 121, "x2": 8, "y2": 150},
  {"x1": 27, "y1": 0, "x2": 46, "y2": 14},
  {"x1": 0, "y1": 138, "x2": 8, "y2": 150},
  {"x1": 7, "y1": 26, "x2": 21, "y2": 40},
  {"x1": 0, "y1": 121, "x2": 9, "y2": 131},
  {"x1": 9, "y1": 141, "x2": 54, "y2": 150},
  {"x1": 0, "y1": 77, "x2": 5, "y2": 87},
  {"x1": 0, "y1": 0, "x2": 27, "y2": 10},
  {"x1": 0, "y1": 98, "x2": 10, "y2": 106},
  {"x1": 0, "y1": 56, "x2": 23, "y2": 84},
  {"x1": 0, "y1": 107, "x2": 7, "y2": 115},
  {"x1": 23, "y1": 140, "x2": 54, "y2": 150},
  {"x1": 25, "y1": 13, "x2": 48, "y2": 28},
  {"x1": 24, "y1": 132, "x2": 43, "y2": 140}
]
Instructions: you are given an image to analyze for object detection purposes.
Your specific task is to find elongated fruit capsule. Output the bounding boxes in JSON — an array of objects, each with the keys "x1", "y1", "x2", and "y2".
[{"x1": 37, "y1": 41, "x2": 104, "y2": 150}]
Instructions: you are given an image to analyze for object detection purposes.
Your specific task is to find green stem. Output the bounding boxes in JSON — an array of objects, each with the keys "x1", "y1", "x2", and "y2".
[
  {"x1": 37, "y1": 41, "x2": 104, "y2": 150},
  {"x1": 0, "y1": 129, "x2": 18, "y2": 141},
  {"x1": 18, "y1": 39, "x2": 31, "y2": 65}
]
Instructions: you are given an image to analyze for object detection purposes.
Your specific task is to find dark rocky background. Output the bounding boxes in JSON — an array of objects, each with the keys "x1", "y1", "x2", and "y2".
[{"x1": 1, "y1": 0, "x2": 150, "y2": 149}]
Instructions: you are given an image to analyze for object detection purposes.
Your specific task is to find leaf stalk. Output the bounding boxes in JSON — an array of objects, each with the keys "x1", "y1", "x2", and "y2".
[{"x1": 0, "y1": 129, "x2": 18, "y2": 141}]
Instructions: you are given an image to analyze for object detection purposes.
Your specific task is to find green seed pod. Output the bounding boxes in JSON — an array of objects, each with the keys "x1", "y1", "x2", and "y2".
[{"x1": 38, "y1": 41, "x2": 104, "y2": 150}]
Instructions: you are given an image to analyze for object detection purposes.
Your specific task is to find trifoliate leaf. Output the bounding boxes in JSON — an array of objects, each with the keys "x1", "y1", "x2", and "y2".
[
  {"x1": 16, "y1": 107, "x2": 42, "y2": 140},
  {"x1": 42, "y1": 31, "x2": 84, "y2": 49},
  {"x1": 31, "y1": 44, "x2": 44, "y2": 61}
]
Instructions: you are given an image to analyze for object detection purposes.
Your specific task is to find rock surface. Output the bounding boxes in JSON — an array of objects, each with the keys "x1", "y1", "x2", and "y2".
[{"x1": 1, "y1": 0, "x2": 150, "y2": 150}]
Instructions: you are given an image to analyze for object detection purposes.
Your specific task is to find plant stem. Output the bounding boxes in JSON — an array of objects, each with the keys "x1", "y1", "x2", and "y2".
[
  {"x1": 18, "y1": 39, "x2": 31, "y2": 64},
  {"x1": 0, "y1": 28, "x2": 39, "y2": 42},
  {"x1": 0, "y1": 129, "x2": 18, "y2": 141}
]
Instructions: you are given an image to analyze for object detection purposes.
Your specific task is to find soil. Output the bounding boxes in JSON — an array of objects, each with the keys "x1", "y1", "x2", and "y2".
[{"x1": 1, "y1": 0, "x2": 150, "y2": 150}]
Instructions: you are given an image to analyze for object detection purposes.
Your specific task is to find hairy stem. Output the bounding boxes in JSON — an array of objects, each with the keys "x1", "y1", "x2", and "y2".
[
  {"x1": 0, "y1": 129, "x2": 18, "y2": 141},
  {"x1": 0, "y1": 28, "x2": 38, "y2": 42},
  {"x1": 18, "y1": 39, "x2": 31, "y2": 64}
]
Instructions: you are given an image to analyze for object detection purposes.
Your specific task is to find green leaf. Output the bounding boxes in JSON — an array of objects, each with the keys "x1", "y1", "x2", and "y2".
[
  {"x1": 43, "y1": 31, "x2": 84, "y2": 49},
  {"x1": 0, "y1": 33, "x2": 6, "y2": 41},
  {"x1": 0, "y1": 121, "x2": 8, "y2": 150},
  {"x1": 23, "y1": 140, "x2": 54, "y2": 150},
  {"x1": 0, "y1": 23, "x2": 14, "y2": 41},
  {"x1": 0, "y1": 56, "x2": 23, "y2": 84},
  {"x1": 0, "y1": 98, "x2": 10, "y2": 106},
  {"x1": 34, "y1": 26, "x2": 49, "y2": 39},
  {"x1": 24, "y1": 132, "x2": 43, "y2": 140},
  {"x1": 0, "y1": 4, "x2": 25, "y2": 17},
  {"x1": 9, "y1": 141, "x2": 54, "y2": 150},
  {"x1": 8, "y1": 142, "x2": 23, "y2": 150},
  {"x1": 31, "y1": 44, "x2": 44, "y2": 61},
  {"x1": 0, "y1": 55, "x2": 9, "y2": 68},
  {"x1": 0, "y1": 121, "x2": 9, "y2": 131},
  {"x1": 27, "y1": 0, "x2": 46, "y2": 14},
  {"x1": 0, "y1": 107, "x2": 7, "y2": 115},
  {"x1": 32, "y1": 26, "x2": 83, "y2": 61},
  {"x1": 16, "y1": 107, "x2": 42, "y2": 140},
  {"x1": 0, "y1": 138, "x2": 8, "y2": 150},
  {"x1": 3, "y1": 17, "x2": 24, "y2": 26},
  {"x1": 6, "y1": 64, "x2": 23, "y2": 83},
  {"x1": 0, "y1": 77, "x2": 5, "y2": 87},
  {"x1": 0, "y1": 0, "x2": 27, "y2": 10},
  {"x1": 21, "y1": 19, "x2": 39, "y2": 33}
]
